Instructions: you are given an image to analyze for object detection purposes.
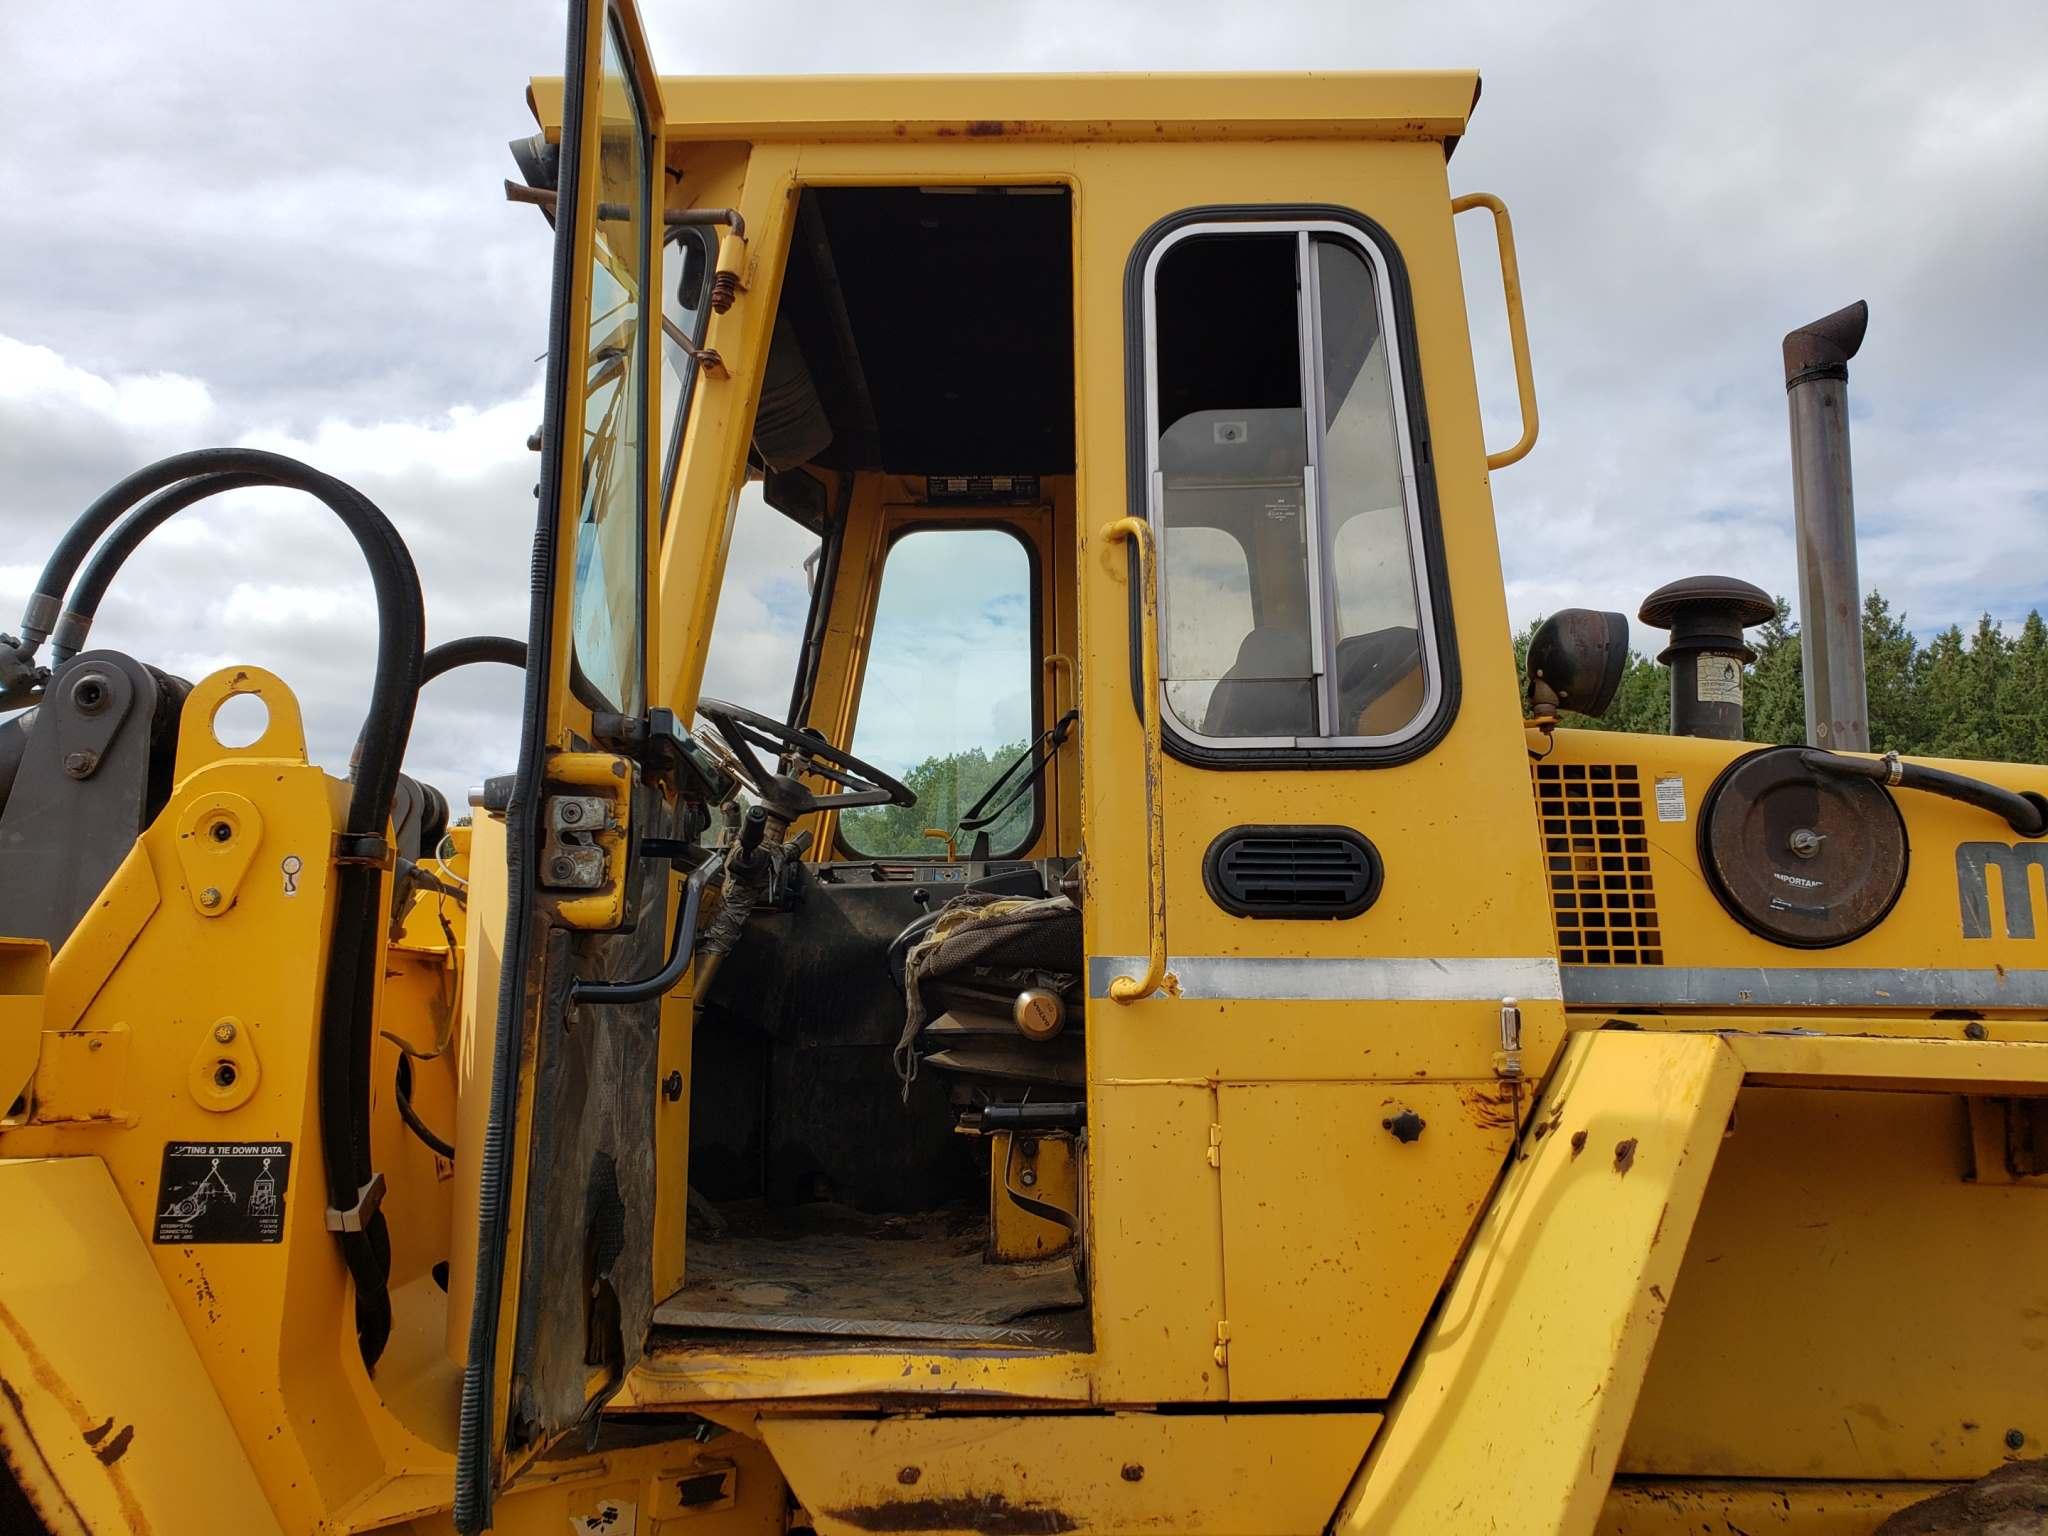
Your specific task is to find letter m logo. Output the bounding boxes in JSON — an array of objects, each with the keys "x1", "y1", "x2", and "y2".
[{"x1": 1957, "y1": 842, "x2": 2048, "y2": 939}]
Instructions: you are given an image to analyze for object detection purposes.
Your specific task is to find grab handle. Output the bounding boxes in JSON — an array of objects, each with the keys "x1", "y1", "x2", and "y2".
[
  {"x1": 1452, "y1": 192, "x2": 1540, "y2": 470},
  {"x1": 1102, "y1": 516, "x2": 1171, "y2": 1002}
]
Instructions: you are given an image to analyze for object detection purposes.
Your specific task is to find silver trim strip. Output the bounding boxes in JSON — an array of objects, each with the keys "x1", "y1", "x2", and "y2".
[
  {"x1": 1087, "y1": 955, "x2": 1562, "y2": 1002},
  {"x1": 1563, "y1": 965, "x2": 2048, "y2": 1012}
]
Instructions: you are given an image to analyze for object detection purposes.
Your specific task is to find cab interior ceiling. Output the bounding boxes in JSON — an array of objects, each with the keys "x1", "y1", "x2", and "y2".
[{"x1": 752, "y1": 185, "x2": 1076, "y2": 485}]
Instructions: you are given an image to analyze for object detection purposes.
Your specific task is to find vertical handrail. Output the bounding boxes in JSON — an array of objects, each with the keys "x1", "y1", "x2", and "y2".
[
  {"x1": 1451, "y1": 192, "x2": 1540, "y2": 470},
  {"x1": 1101, "y1": 516, "x2": 1171, "y2": 1002}
]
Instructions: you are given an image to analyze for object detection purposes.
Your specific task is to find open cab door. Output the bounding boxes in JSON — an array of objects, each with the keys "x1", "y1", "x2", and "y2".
[{"x1": 456, "y1": 1, "x2": 681, "y2": 1525}]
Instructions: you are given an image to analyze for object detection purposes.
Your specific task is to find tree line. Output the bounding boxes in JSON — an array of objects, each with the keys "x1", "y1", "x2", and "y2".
[{"x1": 1518, "y1": 592, "x2": 2048, "y2": 764}]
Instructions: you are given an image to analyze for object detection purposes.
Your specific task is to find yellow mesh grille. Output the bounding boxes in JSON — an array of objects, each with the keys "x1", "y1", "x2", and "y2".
[{"x1": 1533, "y1": 761, "x2": 1663, "y2": 966}]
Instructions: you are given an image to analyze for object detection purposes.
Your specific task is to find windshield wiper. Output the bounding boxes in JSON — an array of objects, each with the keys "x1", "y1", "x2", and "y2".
[{"x1": 959, "y1": 709, "x2": 1079, "y2": 854}]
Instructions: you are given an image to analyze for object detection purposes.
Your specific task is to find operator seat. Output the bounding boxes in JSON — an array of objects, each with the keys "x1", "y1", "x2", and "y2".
[
  {"x1": 1202, "y1": 626, "x2": 1314, "y2": 737},
  {"x1": 889, "y1": 878, "x2": 1084, "y2": 1100}
]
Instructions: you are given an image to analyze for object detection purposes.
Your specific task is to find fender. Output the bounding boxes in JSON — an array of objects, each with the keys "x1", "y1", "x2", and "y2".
[{"x1": 0, "y1": 1156, "x2": 278, "y2": 1534}]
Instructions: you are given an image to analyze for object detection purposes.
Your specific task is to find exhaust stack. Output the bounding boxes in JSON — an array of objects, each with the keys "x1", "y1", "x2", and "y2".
[{"x1": 1784, "y1": 300, "x2": 1870, "y2": 751}]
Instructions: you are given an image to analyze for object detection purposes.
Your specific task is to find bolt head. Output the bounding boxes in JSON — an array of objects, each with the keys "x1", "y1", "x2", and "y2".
[
  {"x1": 559, "y1": 800, "x2": 584, "y2": 824},
  {"x1": 208, "y1": 819, "x2": 233, "y2": 843},
  {"x1": 1020, "y1": 1168, "x2": 1037, "y2": 1187},
  {"x1": 62, "y1": 750, "x2": 97, "y2": 777},
  {"x1": 199, "y1": 886, "x2": 223, "y2": 909},
  {"x1": 213, "y1": 1021, "x2": 237, "y2": 1044},
  {"x1": 212, "y1": 1062, "x2": 237, "y2": 1089},
  {"x1": 2007, "y1": 1428, "x2": 2027, "y2": 1451}
]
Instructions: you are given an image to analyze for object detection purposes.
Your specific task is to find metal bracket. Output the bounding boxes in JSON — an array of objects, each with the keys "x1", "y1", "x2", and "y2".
[
  {"x1": 590, "y1": 707, "x2": 735, "y2": 805},
  {"x1": 332, "y1": 832, "x2": 393, "y2": 870},
  {"x1": 324, "y1": 1171, "x2": 387, "y2": 1233}
]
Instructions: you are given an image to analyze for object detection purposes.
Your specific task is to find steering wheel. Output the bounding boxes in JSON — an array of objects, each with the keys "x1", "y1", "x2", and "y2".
[{"x1": 694, "y1": 697, "x2": 915, "y2": 816}]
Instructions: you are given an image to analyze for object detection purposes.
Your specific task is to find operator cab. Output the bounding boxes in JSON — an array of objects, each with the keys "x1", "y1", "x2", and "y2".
[{"x1": 655, "y1": 184, "x2": 1092, "y2": 1346}]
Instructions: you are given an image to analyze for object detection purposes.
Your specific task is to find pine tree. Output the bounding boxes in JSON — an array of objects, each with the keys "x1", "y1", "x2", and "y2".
[
  {"x1": 1862, "y1": 592, "x2": 1921, "y2": 753},
  {"x1": 1508, "y1": 592, "x2": 2047, "y2": 767},
  {"x1": 2000, "y1": 611, "x2": 2048, "y2": 766},
  {"x1": 1744, "y1": 597, "x2": 1805, "y2": 746}
]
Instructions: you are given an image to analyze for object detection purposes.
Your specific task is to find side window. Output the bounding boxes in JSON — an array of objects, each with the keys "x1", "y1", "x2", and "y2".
[
  {"x1": 839, "y1": 527, "x2": 1037, "y2": 858},
  {"x1": 697, "y1": 487, "x2": 822, "y2": 717},
  {"x1": 1145, "y1": 219, "x2": 1440, "y2": 749},
  {"x1": 658, "y1": 226, "x2": 715, "y2": 515}
]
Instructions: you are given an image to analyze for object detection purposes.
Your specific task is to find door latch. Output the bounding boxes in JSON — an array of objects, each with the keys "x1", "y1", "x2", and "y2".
[{"x1": 540, "y1": 752, "x2": 633, "y2": 930}]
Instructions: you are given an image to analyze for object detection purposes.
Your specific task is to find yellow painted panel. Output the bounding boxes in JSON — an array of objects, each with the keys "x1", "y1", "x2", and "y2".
[
  {"x1": 0, "y1": 938, "x2": 46, "y2": 1114},
  {"x1": 988, "y1": 1131, "x2": 1078, "y2": 1261},
  {"x1": 1624, "y1": 1085, "x2": 2048, "y2": 1481},
  {"x1": 1542, "y1": 727, "x2": 2048, "y2": 985},
  {"x1": 1218, "y1": 1079, "x2": 1515, "y2": 1400},
  {"x1": 1087, "y1": 1080, "x2": 1227, "y2": 1403},
  {"x1": 763, "y1": 1410, "x2": 1380, "y2": 1536},
  {"x1": 1334, "y1": 1030, "x2": 1745, "y2": 1536},
  {"x1": 0, "y1": 1156, "x2": 280, "y2": 1535},
  {"x1": 1597, "y1": 1479, "x2": 1946, "y2": 1535},
  {"x1": 446, "y1": 803, "x2": 507, "y2": 1363},
  {"x1": 530, "y1": 70, "x2": 1483, "y2": 144}
]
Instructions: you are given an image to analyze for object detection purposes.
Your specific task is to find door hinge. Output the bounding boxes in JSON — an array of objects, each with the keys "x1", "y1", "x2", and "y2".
[
  {"x1": 1206, "y1": 1123, "x2": 1223, "y2": 1169},
  {"x1": 1213, "y1": 1319, "x2": 1230, "y2": 1368}
]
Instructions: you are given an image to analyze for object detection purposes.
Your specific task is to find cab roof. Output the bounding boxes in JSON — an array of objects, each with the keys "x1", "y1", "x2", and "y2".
[{"x1": 528, "y1": 71, "x2": 1481, "y2": 149}]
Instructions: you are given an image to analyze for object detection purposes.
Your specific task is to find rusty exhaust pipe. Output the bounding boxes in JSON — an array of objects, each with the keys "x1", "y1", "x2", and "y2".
[{"x1": 1784, "y1": 300, "x2": 1870, "y2": 751}]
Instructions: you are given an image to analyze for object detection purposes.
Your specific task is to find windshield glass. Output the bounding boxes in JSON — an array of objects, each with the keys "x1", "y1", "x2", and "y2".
[{"x1": 839, "y1": 527, "x2": 1036, "y2": 858}]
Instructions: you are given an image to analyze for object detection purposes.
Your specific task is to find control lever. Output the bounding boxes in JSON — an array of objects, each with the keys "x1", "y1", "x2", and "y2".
[
  {"x1": 911, "y1": 886, "x2": 931, "y2": 913},
  {"x1": 737, "y1": 803, "x2": 767, "y2": 851}
]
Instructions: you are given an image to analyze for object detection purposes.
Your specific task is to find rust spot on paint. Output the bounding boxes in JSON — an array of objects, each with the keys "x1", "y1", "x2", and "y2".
[
  {"x1": 1569, "y1": 1129, "x2": 1588, "y2": 1158},
  {"x1": 1648, "y1": 1283, "x2": 1667, "y2": 1304},
  {"x1": 898, "y1": 1466, "x2": 922, "y2": 1485},
  {"x1": 1459, "y1": 1085, "x2": 1515, "y2": 1130},
  {"x1": 92, "y1": 1424, "x2": 134, "y2": 1465},
  {"x1": 80, "y1": 1416, "x2": 113, "y2": 1446},
  {"x1": 829, "y1": 1494, "x2": 1079, "y2": 1533},
  {"x1": 1613, "y1": 1137, "x2": 1638, "y2": 1175},
  {"x1": 966, "y1": 120, "x2": 1007, "y2": 136},
  {"x1": 0, "y1": 1297, "x2": 149, "y2": 1531}
]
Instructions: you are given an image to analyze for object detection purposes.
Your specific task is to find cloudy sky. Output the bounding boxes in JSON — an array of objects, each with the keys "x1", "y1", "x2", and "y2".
[{"x1": 3, "y1": 0, "x2": 2044, "y2": 806}]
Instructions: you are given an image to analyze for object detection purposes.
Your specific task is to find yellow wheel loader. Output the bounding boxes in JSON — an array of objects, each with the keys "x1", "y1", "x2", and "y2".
[{"x1": 1, "y1": 3, "x2": 2043, "y2": 1533}]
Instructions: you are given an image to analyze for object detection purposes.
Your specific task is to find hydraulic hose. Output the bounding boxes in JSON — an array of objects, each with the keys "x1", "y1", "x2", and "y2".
[
  {"x1": 1801, "y1": 749, "x2": 2048, "y2": 838},
  {"x1": 394, "y1": 1053, "x2": 457, "y2": 1160},
  {"x1": 21, "y1": 447, "x2": 425, "y2": 1371},
  {"x1": 421, "y1": 634, "x2": 528, "y2": 685},
  {"x1": 47, "y1": 470, "x2": 271, "y2": 662}
]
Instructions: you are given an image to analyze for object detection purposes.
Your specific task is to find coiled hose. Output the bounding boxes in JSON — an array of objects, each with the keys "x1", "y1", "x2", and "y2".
[{"x1": 16, "y1": 446, "x2": 425, "y2": 1371}]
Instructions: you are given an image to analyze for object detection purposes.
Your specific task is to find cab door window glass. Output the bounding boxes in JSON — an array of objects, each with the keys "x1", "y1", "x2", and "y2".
[
  {"x1": 839, "y1": 528, "x2": 1036, "y2": 857},
  {"x1": 1144, "y1": 220, "x2": 1439, "y2": 748},
  {"x1": 568, "y1": 18, "x2": 651, "y2": 713}
]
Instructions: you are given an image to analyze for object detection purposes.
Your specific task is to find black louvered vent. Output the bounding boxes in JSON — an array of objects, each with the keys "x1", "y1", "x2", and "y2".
[
  {"x1": 1533, "y1": 761, "x2": 1663, "y2": 965},
  {"x1": 1203, "y1": 825, "x2": 1383, "y2": 919}
]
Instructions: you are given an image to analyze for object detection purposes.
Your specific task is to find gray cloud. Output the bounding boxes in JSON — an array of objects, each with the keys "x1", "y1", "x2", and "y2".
[{"x1": 2, "y1": 0, "x2": 2044, "y2": 813}]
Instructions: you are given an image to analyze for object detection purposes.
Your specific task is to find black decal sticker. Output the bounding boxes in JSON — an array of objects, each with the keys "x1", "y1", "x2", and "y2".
[{"x1": 153, "y1": 1141, "x2": 290, "y2": 1244}]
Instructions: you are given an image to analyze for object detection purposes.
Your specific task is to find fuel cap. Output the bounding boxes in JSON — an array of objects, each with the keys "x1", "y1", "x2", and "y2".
[{"x1": 1699, "y1": 745, "x2": 1908, "y2": 948}]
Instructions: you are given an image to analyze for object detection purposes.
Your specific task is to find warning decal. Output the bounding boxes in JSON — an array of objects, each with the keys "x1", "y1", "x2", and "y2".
[{"x1": 153, "y1": 1141, "x2": 290, "y2": 1244}]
